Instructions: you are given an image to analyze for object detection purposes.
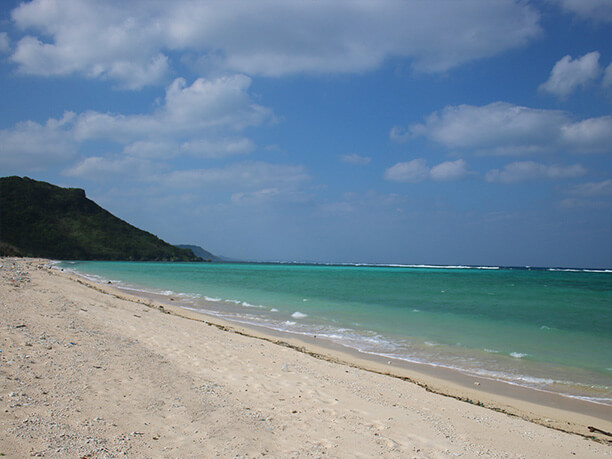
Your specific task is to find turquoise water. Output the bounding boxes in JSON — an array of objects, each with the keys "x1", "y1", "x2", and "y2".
[{"x1": 59, "y1": 261, "x2": 612, "y2": 404}]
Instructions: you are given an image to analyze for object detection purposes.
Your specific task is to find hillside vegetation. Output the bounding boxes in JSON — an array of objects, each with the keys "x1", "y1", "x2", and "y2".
[{"x1": 0, "y1": 176, "x2": 199, "y2": 261}]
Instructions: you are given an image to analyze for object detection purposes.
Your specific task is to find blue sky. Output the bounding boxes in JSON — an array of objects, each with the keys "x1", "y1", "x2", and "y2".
[{"x1": 1, "y1": 0, "x2": 611, "y2": 268}]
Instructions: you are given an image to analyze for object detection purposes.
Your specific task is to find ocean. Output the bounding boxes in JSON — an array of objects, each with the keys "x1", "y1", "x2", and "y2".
[{"x1": 58, "y1": 261, "x2": 612, "y2": 405}]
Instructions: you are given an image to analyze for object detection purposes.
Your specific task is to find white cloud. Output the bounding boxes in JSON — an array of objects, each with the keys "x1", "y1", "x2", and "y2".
[
  {"x1": 231, "y1": 187, "x2": 312, "y2": 205},
  {"x1": 384, "y1": 158, "x2": 470, "y2": 182},
  {"x1": 64, "y1": 156, "x2": 158, "y2": 180},
  {"x1": 231, "y1": 188, "x2": 282, "y2": 204},
  {"x1": 103, "y1": 54, "x2": 170, "y2": 90},
  {"x1": 384, "y1": 159, "x2": 430, "y2": 183},
  {"x1": 401, "y1": 102, "x2": 612, "y2": 155},
  {"x1": 1, "y1": 75, "x2": 271, "y2": 170},
  {"x1": 74, "y1": 75, "x2": 271, "y2": 142},
  {"x1": 64, "y1": 158, "x2": 312, "y2": 200},
  {"x1": 0, "y1": 111, "x2": 77, "y2": 170},
  {"x1": 561, "y1": 116, "x2": 612, "y2": 153},
  {"x1": 123, "y1": 138, "x2": 254, "y2": 161},
  {"x1": 77, "y1": 75, "x2": 269, "y2": 143},
  {"x1": 11, "y1": 1, "x2": 171, "y2": 88},
  {"x1": 603, "y1": 62, "x2": 612, "y2": 87},
  {"x1": 406, "y1": 102, "x2": 567, "y2": 154},
  {"x1": 389, "y1": 126, "x2": 411, "y2": 143},
  {"x1": 156, "y1": 162, "x2": 311, "y2": 190},
  {"x1": 485, "y1": 161, "x2": 586, "y2": 183},
  {"x1": 568, "y1": 179, "x2": 612, "y2": 197},
  {"x1": 340, "y1": 154, "x2": 371, "y2": 165},
  {"x1": 123, "y1": 141, "x2": 179, "y2": 159},
  {"x1": 548, "y1": 0, "x2": 612, "y2": 22},
  {"x1": 0, "y1": 32, "x2": 10, "y2": 53},
  {"x1": 9, "y1": 0, "x2": 541, "y2": 87},
  {"x1": 430, "y1": 159, "x2": 470, "y2": 181},
  {"x1": 539, "y1": 52, "x2": 601, "y2": 98},
  {"x1": 180, "y1": 138, "x2": 255, "y2": 158},
  {"x1": 164, "y1": 76, "x2": 272, "y2": 131}
]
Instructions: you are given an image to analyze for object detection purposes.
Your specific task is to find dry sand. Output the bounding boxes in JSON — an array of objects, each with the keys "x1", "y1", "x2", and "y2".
[{"x1": 1, "y1": 257, "x2": 610, "y2": 458}]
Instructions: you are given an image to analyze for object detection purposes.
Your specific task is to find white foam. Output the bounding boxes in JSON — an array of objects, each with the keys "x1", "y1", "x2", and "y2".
[
  {"x1": 510, "y1": 352, "x2": 528, "y2": 359},
  {"x1": 291, "y1": 311, "x2": 308, "y2": 318},
  {"x1": 241, "y1": 301, "x2": 265, "y2": 308},
  {"x1": 270, "y1": 308, "x2": 279, "y2": 312},
  {"x1": 204, "y1": 296, "x2": 223, "y2": 302},
  {"x1": 549, "y1": 268, "x2": 612, "y2": 273}
]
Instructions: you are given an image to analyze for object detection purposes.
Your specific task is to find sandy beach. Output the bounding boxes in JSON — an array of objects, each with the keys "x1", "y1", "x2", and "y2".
[{"x1": 1, "y1": 258, "x2": 610, "y2": 458}]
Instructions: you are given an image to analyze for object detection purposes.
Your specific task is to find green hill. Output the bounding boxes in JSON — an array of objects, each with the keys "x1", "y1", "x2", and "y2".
[{"x1": 0, "y1": 176, "x2": 199, "y2": 261}]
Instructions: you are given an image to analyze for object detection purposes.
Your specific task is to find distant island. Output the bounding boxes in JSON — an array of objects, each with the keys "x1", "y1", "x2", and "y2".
[
  {"x1": 0, "y1": 176, "x2": 208, "y2": 262},
  {"x1": 176, "y1": 244, "x2": 221, "y2": 262}
]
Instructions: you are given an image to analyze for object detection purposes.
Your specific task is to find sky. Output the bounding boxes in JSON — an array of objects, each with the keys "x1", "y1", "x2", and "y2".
[{"x1": 1, "y1": 0, "x2": 611, "y2": 268}]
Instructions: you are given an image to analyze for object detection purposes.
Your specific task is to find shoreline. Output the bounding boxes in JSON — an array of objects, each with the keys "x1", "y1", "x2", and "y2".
[
  {"x1": 2, "y1": 257, "x2": 611, "y2": 457},
  {"x1": 63, "y1": 261, "x2": 612, "y2": 412},
  {"x1": 57, "y1": 260, "x2": 612, "y2": 438}
]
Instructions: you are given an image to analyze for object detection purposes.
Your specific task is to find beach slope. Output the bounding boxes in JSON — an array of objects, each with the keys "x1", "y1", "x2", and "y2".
[{"x1": 1, "y1": 258, "x2": 610, "y2": 457}]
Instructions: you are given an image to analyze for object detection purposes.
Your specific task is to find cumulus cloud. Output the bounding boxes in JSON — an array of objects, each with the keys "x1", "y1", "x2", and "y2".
[
  {"x1": 548, "y1": 0, "x2": 612, "y2": 22},
  {"x1": 384, "y1": 159, "x2": 430, "y2": 183},
  {"x1": 539, "y1": 52, "x2": 601, "y2": 98},
  {"x1": 0, "y1": 111, "x2": 77, "y2": 170},
  {"x1": 384, "y1": 158, "x2": 470, "y2": 182},
  {"x1": 399, "y1": 102, "x2": 612, "y2": 155},
  {"x1": 1, "y1": 75, "x2": 272, "y2": 173},
  {"x1": 8, "y1": 0, "x2": 541, "y2": 87},
  {"x1": 73, "y1": 75, "x2": 272, "y2": 144},
  {"x1": 429, "y1": 159, "x2": 470, "y2": 181},
  {"x1": 485, "y1": 161, "x2": 586, "y2": 183},
  {"x1": 560, "y1": 116, "x2": 612, "y2": 153},
  {"x1": 340, "y1": 154, "x2": 371, "y2": 165},
  {"x1": 11, "y1": 1, "x2": 171, "y2": 88}
]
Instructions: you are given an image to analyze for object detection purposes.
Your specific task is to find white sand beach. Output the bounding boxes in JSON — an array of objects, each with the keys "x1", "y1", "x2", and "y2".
[{"x1": 1, "y1": 258, "x2": 610, "y2": 457}]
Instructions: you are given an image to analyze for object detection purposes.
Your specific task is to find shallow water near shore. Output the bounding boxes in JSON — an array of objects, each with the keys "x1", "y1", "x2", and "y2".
[{"x1": 59, "y1": 261, "x2": 612, "y2": 405}]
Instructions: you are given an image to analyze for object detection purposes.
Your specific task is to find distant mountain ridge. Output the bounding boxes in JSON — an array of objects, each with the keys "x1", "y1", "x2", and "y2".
[
  {"x1": 0, "y1": 176, "x2": 200, "y2": 261},
  {"x1": 175, "y1": 244, "x2": 220, "y2": 262}
]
